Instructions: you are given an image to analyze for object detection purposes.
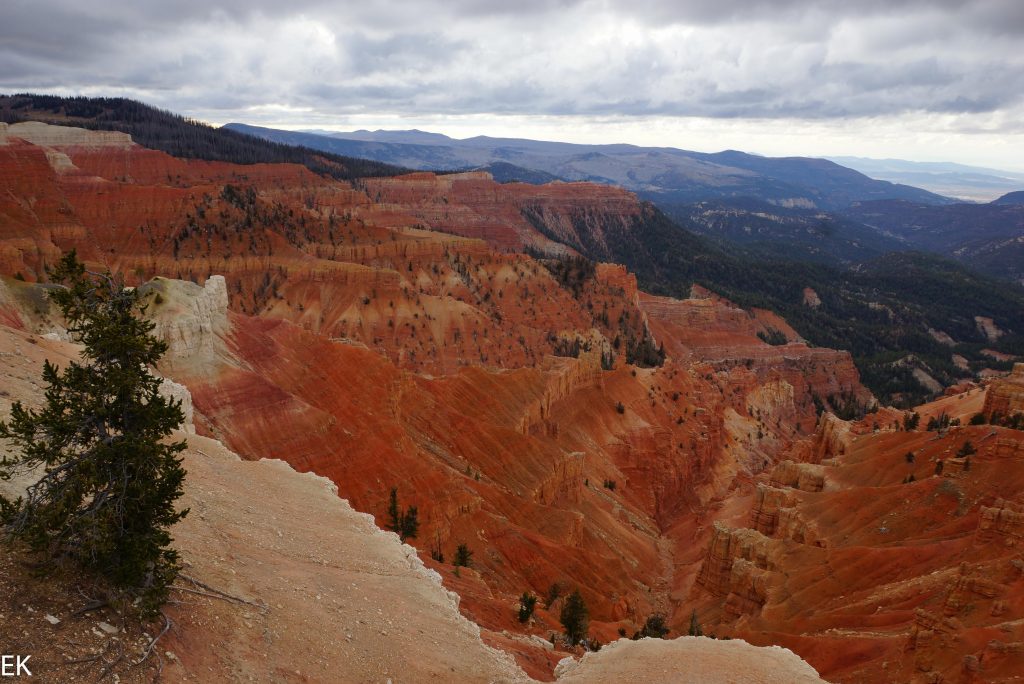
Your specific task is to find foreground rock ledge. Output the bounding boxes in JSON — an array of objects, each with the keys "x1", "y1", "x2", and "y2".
[
  {"x1": 171, "y1": 437, "x2": 828, "y2": 683},
  {"x1": 555, "y1": 637, "x2": 827, "y2": 684}
]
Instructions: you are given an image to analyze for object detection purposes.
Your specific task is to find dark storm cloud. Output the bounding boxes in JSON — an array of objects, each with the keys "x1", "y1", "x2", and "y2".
[{"x1": 2, "y1": 0, "x2": 1023, "y2": 128}]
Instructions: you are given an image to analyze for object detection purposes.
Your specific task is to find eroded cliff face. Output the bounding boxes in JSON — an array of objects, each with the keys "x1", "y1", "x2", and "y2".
[
  {"x1": 983, "y1": 363, "x2": 1024, "y2": 418},
  {"x1": 0, "y1": 123, "x2": 884, "y2": 680},
  {"x1": 0, "y1": 312, "x2": 832, "y2": 684},
  {"x1": 689, "y1": 387, "x2": 1024, "y2": 683}
]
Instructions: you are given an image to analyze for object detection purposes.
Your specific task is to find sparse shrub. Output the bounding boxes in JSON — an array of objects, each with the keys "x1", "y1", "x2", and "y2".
[
  {"x1": 518, "y1": 592, "x2": 538, "y2": 623},
  {"x1": 615, "y1": 402, "x2": 625, "y2": 414},
  {"x1": 956, "y1": 441, "x2": 976, "y2": 457},
  {"x1": 603, "y1": 479, "x2": 617, "y2": 491},
  {"x1": 639, "y1": 613, "x2": 670, "y2": 639},
  {"x1": 430, "y1": 537, "x2": 444, "y2": 564}
]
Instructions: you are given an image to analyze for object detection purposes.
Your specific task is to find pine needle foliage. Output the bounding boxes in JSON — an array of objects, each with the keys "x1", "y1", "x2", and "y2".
[{"x1": 0, "y1": 251, "x2": 188, "y2": 616}]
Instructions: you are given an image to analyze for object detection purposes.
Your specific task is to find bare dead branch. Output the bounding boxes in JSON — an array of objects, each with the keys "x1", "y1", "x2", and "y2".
[
  {"x1": 71, "y1": 599, "x2": 107, "y2": 617},
  {"x1": 176, "y1": 574, "x2": 265, "y2": 610},
  {"x1": 133, "y1": 611, "x2": 172, "y2": 667}
]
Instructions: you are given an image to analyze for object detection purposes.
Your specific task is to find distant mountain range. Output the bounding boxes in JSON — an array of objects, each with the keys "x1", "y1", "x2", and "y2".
[
  {"x1": 828, "y1": 156, "x2": 1024, "y2": 203},
  {"x1": 224, "y1": 123, "x2": 951, "y2": 212},
  {"x1": 224, "y1": 123, "x2": 1024, "y2": 283}
]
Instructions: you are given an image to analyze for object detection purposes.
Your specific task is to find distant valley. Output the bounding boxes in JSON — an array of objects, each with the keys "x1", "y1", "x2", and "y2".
[{"x1": 829, "y1": 156, "x2": 1024, "y2": 203}]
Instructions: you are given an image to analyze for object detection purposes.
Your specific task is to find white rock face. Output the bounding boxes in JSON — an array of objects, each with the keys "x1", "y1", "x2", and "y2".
[
  {"x1": 0, "y1": 121, "x2": 134, "y2": 148},
  {"x1": 974, "y1": 315, "x2": 1004, "y2": 342},
  {"x1": 158, "y1": 378, "x2": 195, "y2": 434},
  {"x1": 553, "y1": 636, "x2": 827, "y2": 683},
  {"x1": 149, "y1": 275, "x2": 230, "y2": 371}
]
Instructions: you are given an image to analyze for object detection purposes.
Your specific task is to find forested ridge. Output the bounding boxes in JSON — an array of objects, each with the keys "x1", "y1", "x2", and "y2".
[
  {"x1": 530, "y1": 202, "x2": 1024, "y2": 406},
  {"x1": 0, "y1": 94, "x2": 409, "y2": 181}
]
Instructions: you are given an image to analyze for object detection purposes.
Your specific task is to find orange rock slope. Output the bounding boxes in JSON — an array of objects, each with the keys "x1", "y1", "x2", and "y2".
[
  {"x1": 688, "y1": 385, "x2": 1024, "y2": 682},
  {"x1": 4, "y1": 122, "x2": 1022, "y2": 681}
]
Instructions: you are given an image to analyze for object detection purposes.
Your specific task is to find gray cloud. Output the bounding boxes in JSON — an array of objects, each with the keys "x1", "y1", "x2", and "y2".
[{"x1": 2, "y1": 0, "x2": 1023, "y2": 134}]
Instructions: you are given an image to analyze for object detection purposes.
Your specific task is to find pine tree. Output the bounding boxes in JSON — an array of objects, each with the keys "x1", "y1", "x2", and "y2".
[
  {"x1": 0, "y1": 252, "x2": 187, "y2": 615},
  {"x1": 454, "y1": 543, "x2": 473, "y2": 568},
  {"x1": 400, "y1": 505, "x2": 419, "y2": 541},
  {"x1": 518, "y1": 592, "x2": 538, "y2": 623},
  {"x1": 560, "y1": 589, "x2": 589, "y2": 646},
  {"x1": 387, "y1": 487, "x2": 401, "y2": 534},
  {"x1": 386, "y1": 488, "x2": 418, "y2": 541}
]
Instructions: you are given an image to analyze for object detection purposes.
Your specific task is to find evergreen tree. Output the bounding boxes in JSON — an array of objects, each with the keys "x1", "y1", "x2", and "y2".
[
  {"x1": 387, "y1": 487, "x2": 401, "y2": 533},
  {"x1": 454, "y1": 543, "x2": 473, "y2": 568},
  {"x1": 639, "y1": 613, "x2": 670, "y2": 639},
  {"x1": 518, "y1": 592, "x2": 538, "y2": 623},
  {"x1": 0, "y1": 252, "x2": 187, "y2": 615},
  {"x1": 386, "y1": 488, "x2": 418, "y2": 541},
  {"x1": 560, "y1": 589, "x2": 589, "y2": 646},
  {"x1": 400, "y1": 505, "x2": 419, "y2": 541},
  {"x1": 546, "y1": 581, "x2": 564, "y2": 608}
]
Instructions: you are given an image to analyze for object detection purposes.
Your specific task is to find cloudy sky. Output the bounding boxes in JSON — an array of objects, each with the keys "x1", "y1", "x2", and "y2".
[{"x1": 3, "y1": 0, "x2": 1023, "y2": 169}]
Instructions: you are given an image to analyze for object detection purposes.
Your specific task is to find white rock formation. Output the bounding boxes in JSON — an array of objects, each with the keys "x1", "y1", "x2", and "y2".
[
  {"x1": 147, "y1": 275, "x2": 229, "y2": 371},
  {"x1": 158, "y1": 378, "x2": 195, "y2": 434},
  {"x1": 554, "y1": 636, "x2": 827, "y2": 683},
  {"x1": 0, "y1": 121, "x2": 133, "y2": 148}
]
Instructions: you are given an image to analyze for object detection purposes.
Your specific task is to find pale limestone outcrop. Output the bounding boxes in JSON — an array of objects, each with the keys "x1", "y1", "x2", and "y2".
[
  {"x1": 0, "y1": 121, "x2": 133, "y2": 149},
  {"x1": 983, "y1": 363, "x2": 1024, "y2": 418},
  {"x1": 158, "y1": 378, "x2": 195, "y2": 434},
  {"x1": 696, "y1": 522, "x2": 776, "y2": 601},
  {"x1": 145, "y1": 275, "x2": 229, "y2": 371},
  {"x1": 554, "y1": 636, "x2": 827, "y2": 683},
  {"x1": 975, "y1": 315, "x2": 1004, "y2": 343},
  {"x1": 811, "y1": 412, "x2": 851, "y2": 463},
  {"x1": 975, "y1": 498, "x2": 1024, "y2": 547},
  {"x1": 769, "y1": 460, "x2": 826, "y2": 492}
]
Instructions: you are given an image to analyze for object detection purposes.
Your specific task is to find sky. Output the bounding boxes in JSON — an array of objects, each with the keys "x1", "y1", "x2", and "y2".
[{"x1": 3, "y1": 0, "x2": 1024, "y2": 171}]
